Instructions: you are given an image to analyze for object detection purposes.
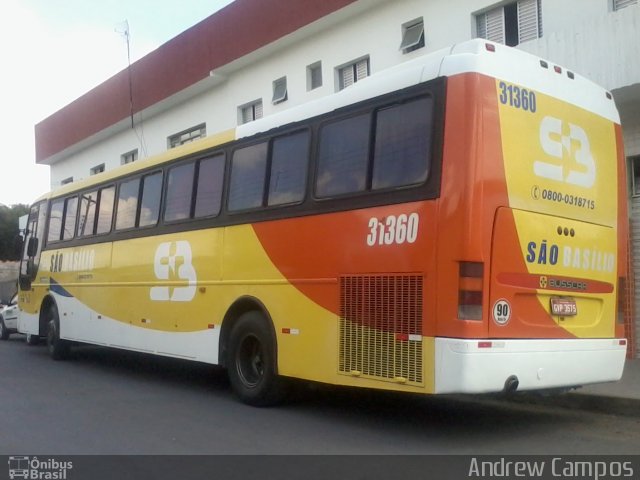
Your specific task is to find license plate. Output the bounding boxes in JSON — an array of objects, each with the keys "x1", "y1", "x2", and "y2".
[{"x1": 550, "y1": 297, "x2": 577, "y2": 316}]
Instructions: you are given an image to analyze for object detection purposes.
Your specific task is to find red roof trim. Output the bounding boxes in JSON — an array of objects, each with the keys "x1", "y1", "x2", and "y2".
[{"x1": 35, "y1": 0, "x2": 357, "y2": 163}]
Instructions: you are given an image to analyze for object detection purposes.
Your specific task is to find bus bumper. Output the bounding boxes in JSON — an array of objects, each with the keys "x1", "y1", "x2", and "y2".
[{"x1": 434, "y1": 337, "x2": 627, "y2": 394}]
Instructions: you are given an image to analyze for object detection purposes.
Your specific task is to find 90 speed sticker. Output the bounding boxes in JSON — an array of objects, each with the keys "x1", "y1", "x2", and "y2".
[{"x1": 492, "y1": 299, "x2": 511, "y2": 326}]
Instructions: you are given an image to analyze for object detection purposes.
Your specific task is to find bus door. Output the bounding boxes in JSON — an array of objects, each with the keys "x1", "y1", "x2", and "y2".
[{"x1": 18, "y1": 202, "x2": 47, "y2": 334}]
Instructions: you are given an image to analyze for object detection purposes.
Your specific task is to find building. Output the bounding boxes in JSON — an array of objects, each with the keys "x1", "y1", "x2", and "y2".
[{"x1": 34, "y1": 0, "x2": 640, "y2": 356}]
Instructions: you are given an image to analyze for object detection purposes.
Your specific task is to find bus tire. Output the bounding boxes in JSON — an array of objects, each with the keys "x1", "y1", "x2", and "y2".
[
  {"x1": 46, "y1": 304, "x2": 70, "y2": 360},
  {"x1": 227, "y1": 311, "x2": 286, "y2": 406},
  {"x1": 0, "y1": 317, "x2": 9, "y2": 340}
]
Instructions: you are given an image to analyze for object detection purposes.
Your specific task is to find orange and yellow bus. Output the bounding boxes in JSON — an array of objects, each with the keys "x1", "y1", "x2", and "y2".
[{"x1": 18, "y1": 40, "x2": 628, "y2": 405}]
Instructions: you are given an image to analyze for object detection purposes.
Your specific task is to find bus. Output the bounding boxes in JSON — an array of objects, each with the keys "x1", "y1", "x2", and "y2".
[{"x1": 17, "y1": 39, "x2": 628, "y2": 405}]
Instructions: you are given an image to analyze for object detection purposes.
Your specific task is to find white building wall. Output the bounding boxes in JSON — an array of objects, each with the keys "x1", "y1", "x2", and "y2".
[{"x1": 50, "y1": 0, "x2": 640, "y2": 187}]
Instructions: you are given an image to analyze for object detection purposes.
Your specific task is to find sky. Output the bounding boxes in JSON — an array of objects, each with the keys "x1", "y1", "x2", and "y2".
[{"x1": 0, "y1": 0, "x2": 235, "y2": 207}]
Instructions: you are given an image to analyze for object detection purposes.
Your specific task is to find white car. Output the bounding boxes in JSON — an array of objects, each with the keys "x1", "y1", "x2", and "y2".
[{"x1": 0, "y1": 294, "x2": 18, "y2": 340}]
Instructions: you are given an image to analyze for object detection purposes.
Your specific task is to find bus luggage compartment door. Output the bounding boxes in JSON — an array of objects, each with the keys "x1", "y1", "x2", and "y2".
[{"x1": 488, "y1": 207, "x2": 616, "y2": 339}]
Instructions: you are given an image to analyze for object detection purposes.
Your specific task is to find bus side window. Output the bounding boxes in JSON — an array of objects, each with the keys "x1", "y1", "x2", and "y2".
[
  {"x1": 96, "y1": 186, "x2": 115, "y2": 234},
  {"x1": 62, "y1": 196, "x2": 78, "y2": 240},
  {"x1": 316, "y1": 113, "x2": 370, "y2": 198},
  {"x1": 194, "y1": 154, "x2": 225, "y2": 218},
  {"x1": 78, "y1": 191, "x2": 98, "y2": 236},
  {"x1": 47, "y1": 199, "x2": 65, "y2": 243},
  {"x1": 229, "y1": 142, "x2": 268, "y2": 211},
  {"x1": 139, "y1": 172, "x2": 163, "y2": 227},
  {"x1": 372, "y1": 97, "x2": 433, "y2": 190},
  {"x1": 268, "y1": 131, "x2": 309, "y2": 206},
  {"x1": 115, "y1": 178, "x2": 140, "y2": 230},
  {"x1": 165, "y1": 163, "x2": 195, "y2": 222}
]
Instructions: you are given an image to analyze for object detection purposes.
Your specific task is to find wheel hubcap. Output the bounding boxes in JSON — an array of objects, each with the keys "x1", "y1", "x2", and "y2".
[{"x1": 237, "y1": 334, "x2": 264, "y2": 388}]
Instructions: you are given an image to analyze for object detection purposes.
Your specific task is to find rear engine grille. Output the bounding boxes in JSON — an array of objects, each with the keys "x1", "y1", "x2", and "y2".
[{"x1": 339, "y1": 274, "x2": 423, "y2": 385}]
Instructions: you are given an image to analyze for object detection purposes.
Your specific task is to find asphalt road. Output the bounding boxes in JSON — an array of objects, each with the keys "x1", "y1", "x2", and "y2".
[{"x1": 1, "y1": 335, "x2": 639, "y2": 455}]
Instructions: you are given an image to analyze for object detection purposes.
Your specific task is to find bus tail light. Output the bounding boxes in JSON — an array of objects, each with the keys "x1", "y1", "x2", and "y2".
[{"x1": 458, "y1": 262, "x2": 484, "y2": 320}]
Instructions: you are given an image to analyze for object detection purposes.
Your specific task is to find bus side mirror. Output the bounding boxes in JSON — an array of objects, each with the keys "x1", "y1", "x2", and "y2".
[
  {"x1": 14, "y1": 235, "x2": 24, "y2": 257},
  {"x1": 27, "y1": 237, "x2": 38, "y2": 257}
]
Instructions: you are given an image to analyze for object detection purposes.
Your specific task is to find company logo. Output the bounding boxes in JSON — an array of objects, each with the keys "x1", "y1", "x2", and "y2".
[
  {"x1": 8, "y1": 456, "x2": 73, "y2": 480},
  {"x1": 534, "y1": 116, "x2": 596, "y2": 188},
  {"x1": 548, "y1": 278, "x2": 587, "y2": 291},
  {"x1": 526, "y1": 240, "x2": 615, "y2": 273},
  {"x1": 539, "y1": 276, "x2": 548, "y2": 289},
  {"x1": 150, "y1": 241, "x2": 197, "y2": 302}
]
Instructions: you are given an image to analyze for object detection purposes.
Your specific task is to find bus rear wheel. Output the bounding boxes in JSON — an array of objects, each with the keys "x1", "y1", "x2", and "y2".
[
  {"x1": 227, "y1": 311, "x2": 286, "y2": 406},
  {"x1": 46, "y1": 304, "x2": 70, "y2": 360}
]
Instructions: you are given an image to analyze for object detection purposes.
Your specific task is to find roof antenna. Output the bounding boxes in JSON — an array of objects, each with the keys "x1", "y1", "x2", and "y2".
[{"x1": 115, "y1": 20, "x2": 134, "y2": 129}]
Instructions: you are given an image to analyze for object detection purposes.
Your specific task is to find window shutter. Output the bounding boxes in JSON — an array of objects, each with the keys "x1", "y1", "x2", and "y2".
[
  {"x1": 242, "y1": 106, "x2": 252, "y2": 124},
  {"x1": 355, "y1": 59, "x2": 369, "y2": 82},
  {"x1": 614, "y1": 0, "x2": 638, "y2": 10},
  {"x1": 479, "y1": 8, "x2": 505, "y2": 44},
  {"x1": 518, "y1": 0, "x2": 540, "y2": 43},
  {"x1": 400, "y1": 21, "x2": 425, "y2": 51},
  {"x1": 272, "y1": 78, "x2": 287, "y2": 104},
  {"x1": 254, "y1": 101, "x2": 263, "y2": 120}
]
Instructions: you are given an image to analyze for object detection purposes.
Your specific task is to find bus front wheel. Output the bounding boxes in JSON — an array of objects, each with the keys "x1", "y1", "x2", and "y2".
[
  {"x1": 46, "y1": 304, "x2": 70, "y2": 360},
  {"x1": 227, "y1": 311, "x2": 286, "y2": 406}
]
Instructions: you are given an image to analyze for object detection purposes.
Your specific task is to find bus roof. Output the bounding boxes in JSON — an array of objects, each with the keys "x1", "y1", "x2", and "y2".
[{"x1": 239, "y1": 39, "x2": 619, "y2": 139}]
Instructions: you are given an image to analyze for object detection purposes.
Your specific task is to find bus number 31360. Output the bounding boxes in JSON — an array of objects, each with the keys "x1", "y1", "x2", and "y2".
[{"x1": 366, "y1": 213, "x2": 419, "y2": 246}]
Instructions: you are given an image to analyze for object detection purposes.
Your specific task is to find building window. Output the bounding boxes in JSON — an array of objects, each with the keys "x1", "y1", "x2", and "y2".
[
  {"x1": 121, "y1": 149, "x2": 138, "y2": 165},
  {"x1": 272, "y1": 77, "x2": 288, "y2": 104},
  {"x1": 307, "y1": 62, "x2": 322, "y2": 91},
  {"x1": 614, "y1": 0, "x2": 638, "y2": 10},
  {"x1": 239, "y1": 100, "x2": 263, "y2": 124},
  {"x1": 476, "y1": 0, "x2": 542, "y2": 47},
  {"x1": 400, "y1": 18, "x2": 425, "y2": 53},
  {"x1": 337, "y1": 57, "x2": 370, "y2": 91},
  {"x1": 168, "y1": 124, "x2": 206, "y2": 149},
  {"x1": 630, "y1": 155, "x2": 640, "y2": 196},
  {"x1": 90, "y1": 163, "x2": 105, "y2": 176},
  {"x1": 61, "y1": 177, "x2": 73, "y2": 185}
]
